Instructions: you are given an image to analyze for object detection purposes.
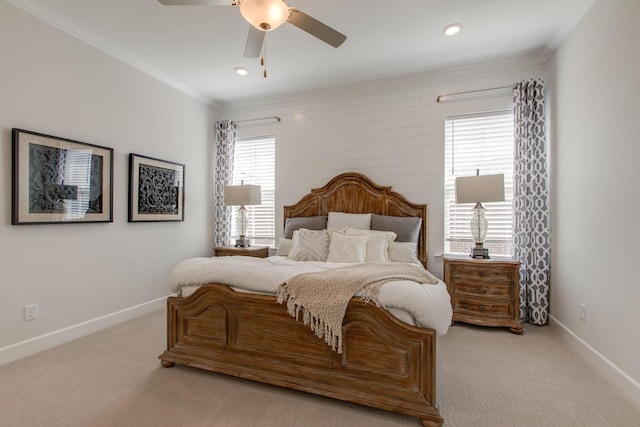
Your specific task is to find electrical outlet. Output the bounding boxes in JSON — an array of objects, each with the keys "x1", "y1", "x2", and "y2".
[
  {"x1": 24, "y1": 304, "x2": 38, "y2": 321},
  {"x1": 579, "y1": 303, "x2": 586, "y2": 321}
]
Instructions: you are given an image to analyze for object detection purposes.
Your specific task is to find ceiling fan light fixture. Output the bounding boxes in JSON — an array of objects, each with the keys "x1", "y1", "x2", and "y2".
[{"x1": 240, "y1": 0, "x2": 289, "y2": 31}]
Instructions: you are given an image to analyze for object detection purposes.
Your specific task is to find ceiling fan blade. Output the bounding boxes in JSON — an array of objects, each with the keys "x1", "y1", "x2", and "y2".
[
  {"x1": 244, "y1": 25, "x2": 265, "y2": 58},
  {"x1": 287, "y1": 8, "x2": 346, "y2": 48},
  {"x1": 157, "y1": 0, "x2": 233, "y2": 6}
]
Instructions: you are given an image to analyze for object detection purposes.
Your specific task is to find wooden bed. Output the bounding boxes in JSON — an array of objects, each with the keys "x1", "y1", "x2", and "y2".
[{"x1": 159, "y1": 172, "x2": 443, "y2": 427}]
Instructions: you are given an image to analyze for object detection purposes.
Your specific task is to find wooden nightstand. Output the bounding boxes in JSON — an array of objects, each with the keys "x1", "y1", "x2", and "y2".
[
  {"x1": 443, "y1": 256, "x2": 523, "y2": 334},
  {"x1": 214, "y1": 245, "x2": 269, "y2": 258}
]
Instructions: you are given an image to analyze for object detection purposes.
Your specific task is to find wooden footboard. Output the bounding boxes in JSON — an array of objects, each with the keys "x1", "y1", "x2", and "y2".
[{"x1": 159, "y1": 284, "x2": 443, "y2": 426}]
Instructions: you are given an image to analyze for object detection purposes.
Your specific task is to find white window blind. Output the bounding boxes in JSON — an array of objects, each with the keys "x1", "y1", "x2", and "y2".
[
  {"x1": 232, "y1": 136, "x2": 275, "y2": 247},
  {"x1": 444, "y1": 111, "x2": 514, "y2": 256}
]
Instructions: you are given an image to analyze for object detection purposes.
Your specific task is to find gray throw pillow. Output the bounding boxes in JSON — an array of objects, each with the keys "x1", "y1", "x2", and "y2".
[
  {"x1": 371, "y1": 214, "x2": 422, "y2": 243},
  {"x1": 284, "y1": 215, "x2": 328, "y2": 239}
]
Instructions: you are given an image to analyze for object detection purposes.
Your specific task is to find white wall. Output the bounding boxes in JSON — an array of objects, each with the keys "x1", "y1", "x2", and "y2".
[
  {"x1": 545, "y1": 0, "x2": 640, "y2": 405},
  {"x1": 0, "y1": 2, "x2": 216, "y2": 363},
  {"x1": 221, "y1": 58, "x2": 544, "y2": 278}
]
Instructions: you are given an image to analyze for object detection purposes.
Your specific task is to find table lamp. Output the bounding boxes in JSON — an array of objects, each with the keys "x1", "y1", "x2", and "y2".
[
  {"x1": 224, "y1": 181, "x2": 262, "y2": 247},
  {"x1": 455, "y1": 172, "x2": 505, "y2": 259}
]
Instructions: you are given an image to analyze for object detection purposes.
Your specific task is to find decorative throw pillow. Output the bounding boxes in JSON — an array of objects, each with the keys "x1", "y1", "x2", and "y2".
[
  {"x1": 388, "y1": 241, "x2": 421, "y2": 265},
  {"x1": 283, "y1": 216, "x2": 328, "y2": 239},
  {"x1": 326, "y1": 232, "x2": 369, "y2": 263},
  {"x1": 345, "y1": 228, "x2": 397, "y2": 262},
  {"x1": 371, "y1": 214, "x2": 422, "y2": 243},
  {"x1": 327, "y1": 212, "x2": 372, "y2": 231},
  {"x1": 276, "y1": 238, "x2": 293, "y2": 256},
  {"x1": 289, "y1": 229, "x2": 330, "y2": 262}
]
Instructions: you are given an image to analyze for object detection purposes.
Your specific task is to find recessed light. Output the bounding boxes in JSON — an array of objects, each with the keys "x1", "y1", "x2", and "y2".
[
  {"x1": 235, "y1": 67, "x2": 248, "y2": 76},
  {"x1": 443, "y1": 23, "x2": 462, "y2": 36}
]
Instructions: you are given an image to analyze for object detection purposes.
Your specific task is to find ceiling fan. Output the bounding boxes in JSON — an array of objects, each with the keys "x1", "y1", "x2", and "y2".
[{"x1": 157, "y1": 0, "x2": 347, "y2": 58}]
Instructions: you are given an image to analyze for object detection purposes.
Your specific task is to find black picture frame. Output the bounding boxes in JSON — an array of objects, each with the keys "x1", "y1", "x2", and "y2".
[
  {"x1": 128, "y1": 153, "x2": 185, "y2": 222},
  {"x1": 11, "y1": 128, "x2": 114, "y2": 225}
]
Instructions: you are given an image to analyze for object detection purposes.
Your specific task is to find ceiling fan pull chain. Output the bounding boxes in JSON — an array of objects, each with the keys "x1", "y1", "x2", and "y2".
[{"x1": 261, "y1": 33, "x2": 267, "y2": 78}]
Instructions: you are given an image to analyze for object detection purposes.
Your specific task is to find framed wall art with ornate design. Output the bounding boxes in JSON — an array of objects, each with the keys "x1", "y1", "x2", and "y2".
[
  {"x1": 11, "y1": 128, "x2": 114, "y2": 225},
  {"x1": 128, "y1": 153, "x2": 185, "y2": 222}
]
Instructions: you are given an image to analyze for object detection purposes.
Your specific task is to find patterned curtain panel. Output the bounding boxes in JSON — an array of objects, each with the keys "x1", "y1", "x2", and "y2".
[
  {"x1": 512, "y1": 79, "x2": 550, "y2": 325},
  {"x1": 214, "y1": 120, "x2": 236, "y2": 247}
]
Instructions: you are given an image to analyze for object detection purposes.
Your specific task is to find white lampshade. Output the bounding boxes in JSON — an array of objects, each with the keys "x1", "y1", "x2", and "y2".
[
  {"x1": 239, "y1": 0, "x2": 289, "y2": 31},
  {"x1": 455, "y1": 174, "x2": 505, "y2": 204},
  {"x1": 224, "y1": 184, "x2": 262, "y2": 207}
]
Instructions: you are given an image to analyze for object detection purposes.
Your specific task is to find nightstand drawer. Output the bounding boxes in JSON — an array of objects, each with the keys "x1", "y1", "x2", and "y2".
[
  {"x1": 454, "y1": 297, "x2": 513, "y2": 319},
  {"x1": 453, "y1": 281, "x2": 512, "y2": 298},
  {"x1": 449, "y1": 265, "x2": 516, "y2": 287}
]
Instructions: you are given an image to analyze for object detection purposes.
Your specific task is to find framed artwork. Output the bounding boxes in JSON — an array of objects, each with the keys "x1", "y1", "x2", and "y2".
[
  {"x1": 128, "y1": 153, "x2": 185, "y2": 222},
  {"x1": 11, "y1": 128, "x2": 114, "y2": 225}
]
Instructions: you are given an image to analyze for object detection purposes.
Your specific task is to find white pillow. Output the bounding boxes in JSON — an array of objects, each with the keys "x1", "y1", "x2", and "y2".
[
  {"x1": 327, "y1": 212, "x2": 372, "y2": 230},
  {"x1": 326, "y1": 232, "x2": 369, "y2": 263},
  {"x1": 289, "y1": 229, "x2": 330, "y2": 261},
  {"x1": 345, "y1": 228, "x2": 397, "y2": 262},
  {"x1": 276, "y1": 238, "x2": 292, "y2": 256},
  {"x1": 388, "y1": 241, "x2": 421, "y2": 265}
]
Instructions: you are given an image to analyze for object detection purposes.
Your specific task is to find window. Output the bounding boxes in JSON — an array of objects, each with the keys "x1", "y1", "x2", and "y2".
[
  {"x1": 444, "y1": 111, "x2": 514, "y2": 256},
  {"x1": 232, "y1": 136, "x2": 275, "y2": 247}
]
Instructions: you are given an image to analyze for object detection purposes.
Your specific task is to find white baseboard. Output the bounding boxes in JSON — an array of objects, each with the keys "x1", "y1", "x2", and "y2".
[
  {"x1": 0, "y1": 296, "x2": 169, "y2": 366},
  {"x1": 549, "y1": 315, "x2": 640, "y2": 409}
]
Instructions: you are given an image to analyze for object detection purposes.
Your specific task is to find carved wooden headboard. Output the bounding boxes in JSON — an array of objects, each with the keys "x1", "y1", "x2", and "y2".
[{"x1": 283, "y1": 172, "x2": 428, "y2": 268}]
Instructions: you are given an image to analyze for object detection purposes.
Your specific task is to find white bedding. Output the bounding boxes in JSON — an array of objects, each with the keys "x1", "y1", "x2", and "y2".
[{"x1": 169, "y1": 255, "x2": 452, "y2": 336}]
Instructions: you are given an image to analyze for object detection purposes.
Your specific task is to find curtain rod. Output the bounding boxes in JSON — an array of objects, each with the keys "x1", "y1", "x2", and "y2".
[
  {"x1": 235, "y1": 116, "x2": 281, "y2": 124},
  {"x1": 436, "y1": 86, "x2": 512, "y2": 103}
]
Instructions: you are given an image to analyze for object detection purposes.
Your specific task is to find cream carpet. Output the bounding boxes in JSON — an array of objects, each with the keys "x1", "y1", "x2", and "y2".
[{"x1": 1, "y1": 309, "x2": 638, "y2": 427}]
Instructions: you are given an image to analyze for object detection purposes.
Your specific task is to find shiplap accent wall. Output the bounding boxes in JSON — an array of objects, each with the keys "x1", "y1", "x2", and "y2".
[{"x1": 221, "y1": 57, "x2": 544, "y2": 277}]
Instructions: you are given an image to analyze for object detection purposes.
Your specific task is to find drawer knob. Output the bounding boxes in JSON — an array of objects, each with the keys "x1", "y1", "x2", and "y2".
[
  {"x1": 479, "y1": 287, "x2": 488, "y2": 294},
  {"x1": 479, "y1": 306, "x2": 486, "y2": 311}
]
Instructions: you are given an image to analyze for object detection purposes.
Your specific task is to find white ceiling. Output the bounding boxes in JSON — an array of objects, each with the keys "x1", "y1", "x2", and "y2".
[{"x1": 9, "y1": 0, "x2": 594, "y2": 105}]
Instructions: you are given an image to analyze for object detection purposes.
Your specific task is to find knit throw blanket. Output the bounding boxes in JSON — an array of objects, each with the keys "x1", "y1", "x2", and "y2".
[{"x1": 276, "y1": 262, "x2": 439, "y2": 353}]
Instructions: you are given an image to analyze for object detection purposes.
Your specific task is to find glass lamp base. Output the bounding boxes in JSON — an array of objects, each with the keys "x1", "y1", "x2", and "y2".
[
  {"x1": 470, "y1": 205, "x2": 488, "y2": 243},
  {"x1": 470, "y1": 204, "x2": 490, "y2": 258}
]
